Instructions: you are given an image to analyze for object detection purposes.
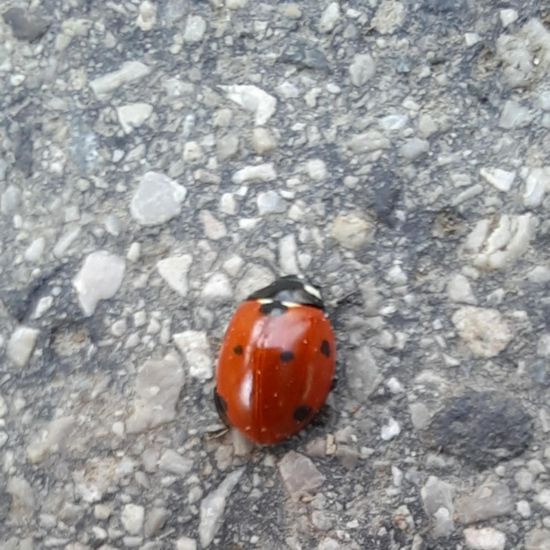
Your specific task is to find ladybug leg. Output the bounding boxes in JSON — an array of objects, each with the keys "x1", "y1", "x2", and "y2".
[
  {"x1": 311, "y1": 403, "x2": 336, "y2": 428},
  {"x1": 205, "y1": 388, "x2": 230, "y2": 441},
  {"x1": 213, "y1": 387, "x2": 229, "y2": 426},
  {"x1": 330, "y1": 376, "x2": 338, "y2": 391}
]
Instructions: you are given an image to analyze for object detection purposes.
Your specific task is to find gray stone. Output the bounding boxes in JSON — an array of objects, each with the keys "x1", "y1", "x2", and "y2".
[
  {"x1": 499, "y1": 9, "x2": 518, "y2": 28},
  {"x1": 455, "y1": 482, "x2": 514, "y2": 524},
  {"x1": 136, "y1": 0, "x2": 157, "y2": 31},
  {"x1": 424, "y1": 392, "x2": 533, "y2": 468},
  {"x1": 199, "y1": 468, "x2": 245, "y2": 548},
  {"x1": 447, "y1": 274, "x2": 476, "y2": 304},
  {"x1": 348, "y1": 130, "x2": 390, "y2": 152},
  {"x1": 257, "y1": 190, "x2": 286, "y2": 215},
  {"x1": 126, "y1": 355, "x2": 185, "y2": 433},
  {"x1": 130, "y1": 171, "x2": 186, "y2": 226},
  {"x1": 499, "y1": 99, "x2": 532, "y2": 129},
  {"x1": 27, "y1": 416, "x2": 75, "y2": 463},
  {"x1": 349, "y1": 54, "x2": 376, "y2": 87},
  {"x1": 480, "y1": 167, "x2": 515, "y2": 193},
  {"x1": 235, "y1": 265, "x2": 274, "y2": 301},
  {"x1": 452, "y1": 306, "x2": 512, "y2": 357},
  {"x1": 217, "y1": 134, "x2": 240, "y2": 160},
  {"x1": 400, "y1": 137, "x2": 429, "y2": 160},
  {"x1": 251, "y1": 128, "x2": 277, "y2": 154},
  {"x1": 421, "y1": 476, "x2": 455, "y2": 538},
  {"x1": 463, "y1": 214, "x2": 537, "y2": 270},
  {"x1": 232, "y1": 163, "x2": 276, "y2": 184},
  {"x1": 463, "y1": 527, "x2": 506, "y2": 550},
  {"x1": 117, "y1": 103, "x2": 153, "y2": 133},
  {"x1": 176, "y1": 537, "x2": 198, "y2": 550},
  {"x1": 201, "y1": 273, "x2": 233, "y2": 304},
  {"x1": 347, "y1": 345, "x2": 381, "y2": 401},
  {"x1": 525, "y1": 529, "x2": 550, "y2": 550},
  {"x1": 173, "y1": 331, "x2": 213, "y2": 380},
  {"x1": 1, "y1": 186, "x2": 21, "y2": 215},
  {"x1": 279, "y1": 234, "x2": 299, "y2": 274},
  {"x1": 523, "y1": 167, "x2": 550, "y2": 208},
  {"x1": 220, "y1": 85, "x2": 277, "y2": 125},
  {"x1": 7, "y1": 326, "x2": 39, "y2": 368},
  {"x1": 319, "y1": 2, "x2": 340, "y2": 33},
  {"x1": 199, "y1": 210, "x2": 227, "y2": 240},
  {"x1": 73, "y1": 251, "x2": 125, "y2": 316},
  {"x1": 7, "y1": 477, "x2": 35, "y2": 521},
  {"x1": 157, "y1": 255, "x2": 193, "y2": 297},
  {"x1": 90, "y1": 61, "x2": 151, "y2": 98},
  {"x1": 121, "y1": 503, "x2": 144, "y2": 535},
  {"x1": 183, "y1": 15, "x2": 206, "y2": 43},
  {"x1": 331, "y1": 213, "x2": 374, "y2": 250},
  {"x1": 372, "y1": 0, "x2": 406, "y2": 34},
  {"x1": 3, "y1": 8, "x2": 50, "y2": 41},
  {"x1": 279, "y1": 451, "x2": 325, "y2": 499},
  {"x1": 159, "y1": 449, "x2": 193, "y2": 476}
]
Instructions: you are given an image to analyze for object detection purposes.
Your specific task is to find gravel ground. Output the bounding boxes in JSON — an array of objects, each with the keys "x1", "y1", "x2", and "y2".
[{"x1": 1, "y1": 1, "x2": 550, "y2": 549}]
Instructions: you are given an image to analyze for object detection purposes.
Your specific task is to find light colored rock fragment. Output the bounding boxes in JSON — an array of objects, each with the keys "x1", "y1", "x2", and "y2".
[
  {"x1": 306, "y1": 159, "x2": 328, "y2": 181},
  {"x1": 199, "y1": 210, "x2": 227, "y2": 240},
  {"x1": 523, "y1": 167, "x2": 550, "y2": 208},
  {"x1": 452, "y1": 306, "x2": 512, "y2": 358},
  {"x1": 421, "y1": 476, "x2": 455, "y2": 538},
  {"x1": 348, "y1": 130, "x2": 390, "y2": 152},
  {"x1": 279, "y1": 234, "x2": 299, "y2": 274},
  {"x1": 7, "y1": 326, "x2": 39, "y2": 367},
  {"x1": 159, "y1": 449, "x2": 193, "y2": 476},
  {"x1": 157, "y1": 255, "x2": 193, "y2": 296},
  {"x1": 232, "y1": 163, "x2": 276, "y2": 184},
  {"x1": 319, "y1": 2, "x2": 340, "y2": 33},
  {"x1": 480, "y1": 167, "x2": 515, "y2": 192},
  {"x1": 464, "y1": 527, "x2": 506, "y2": 550},
  {"x1": 499, "y1": 99, "x2": 532, "y2": 129},
  {"x1": 347, "y1": 345, "x2": 381, "y2": 400},
  {"x1": 199, "y1": 468, "x2": 245, "y2": 548},
  {"x1": 220, "y1": 85, "x2": 277, "y2": 125},
  {"x1": 447, "y1": 274, "x2": 476, "y2": 304},
  {"x1": 257, "y1": 190, "x2": 286, "y2": 215},
  {"x1": 372, "y1": 0, "x2": 406, "y2": 34},
  {"x1": 463, "y1": 214, "x2": 537, "y2": 270},
  {"x1": 499, "y1": 9, "x2": 518, "y2": 28},
  {"x1": 525, "y1": 528, "x2": 550, "y2": 550},
  {"x1": 183, "y1": 15, "x2": 206, "y2": 43},
  {"x1": 455, "y1": 482, "x2": 513, "y2": 524},
  {"x1": 121, "y1": 503, "x2": 144, "y2": 535},
  {"x1": 235, "y1": 265, "x2": 274, "y2": 301},
  {"x1": 251, "y1": 127, "x2": 277, "y2": 154},
  {"x1": 331, "y1": 213, "x2": 374, "y2": 250},
  {"x1": 126, "y1": 355, "x2": 184, "y2": 433},
  {"x1": 89, "y1": 61, "x2": 151, "y2": 97},
  {"x1": 7, "y1": 477, "x2": 35, "y2": 520},
  {"x1": 173, "y1": 330, "x2": 213, "y2": 380},
  {"x1": 130, "y1": 171, "x2": 187, "y2": 226},
  {"x1": 279, "y1": 451, "x2": 325, "y2": 499},
  {"x1": 201, "y1": 273, "x2": 233, "y2": 304},
  {"x1": 349, "y1": 53, "x2": 376, "y2": 86},
  {"x1": 117, "y1": 103, "x2": 153, "y2": 133},
  {"x1": 136, "y1": 0, "x2": 156, "y2": 31},
  {"x1": 27, "y1": 416, "x2": 75, "y2": 463},
  {"x1": 73, "y1": 251, "x2": 125, "y2": 316}
]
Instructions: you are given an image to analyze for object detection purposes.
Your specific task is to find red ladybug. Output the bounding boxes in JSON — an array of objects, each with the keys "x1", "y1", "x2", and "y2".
[{"x1": 214, "y1": 275, "x2": 336, "y2": 445}]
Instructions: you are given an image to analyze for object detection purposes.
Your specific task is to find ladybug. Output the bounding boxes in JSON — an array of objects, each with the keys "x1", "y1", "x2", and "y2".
[{"x1": 214, "y1": 275, "x2": 336, "y2": 445}]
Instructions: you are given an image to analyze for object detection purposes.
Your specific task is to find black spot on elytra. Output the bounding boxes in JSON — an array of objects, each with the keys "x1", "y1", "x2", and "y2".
[
  {"x1": 213, "y1": 388, "x2": 229, "y2": 425},
  {"x1": 280, "y1": 350, "x2": 295, "y2": 363},
  {"x1": 293, "y1": 405, "x2": 312, "y2": 422},
  {"x1": 259, "y1": 301, "x2": 288, "y2": 316},
  {"x1": 320, "y1": 339, "x2": 331, "y2": 357},
  {"x1": 233, "y1": 344, "x2": 243, "y2": 355}
]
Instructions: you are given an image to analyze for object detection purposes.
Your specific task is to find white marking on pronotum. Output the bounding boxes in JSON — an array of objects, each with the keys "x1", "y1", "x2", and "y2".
[
  {"x1": 257, "y1": 298, "x2": 273, "y2": 304},
  {"x1": 281, "y1": 301, "x2": 300, "y2": 308},
  {"x1": 304, "y1": 284, "x2": 322, "y2": 301}
]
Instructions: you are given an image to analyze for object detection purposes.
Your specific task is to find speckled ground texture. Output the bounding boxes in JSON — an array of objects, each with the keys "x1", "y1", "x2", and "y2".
[{"x1": 1, "y1": 0, "x2": 550, "y2": 549}]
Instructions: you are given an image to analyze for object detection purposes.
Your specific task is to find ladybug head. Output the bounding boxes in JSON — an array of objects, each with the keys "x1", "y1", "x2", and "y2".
[{"x1": 246, "y1": 275, "x2": 324, "y2": 309}]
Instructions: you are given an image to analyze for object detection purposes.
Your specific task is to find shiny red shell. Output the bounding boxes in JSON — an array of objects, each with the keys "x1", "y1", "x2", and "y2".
[{"x1": 215, "y1": 299, "x2": 336, "y2": 445}]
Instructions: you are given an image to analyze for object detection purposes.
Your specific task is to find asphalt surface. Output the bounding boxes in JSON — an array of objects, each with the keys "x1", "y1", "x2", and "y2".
[{"x1": 1, "y1": 1, "x2": 550, "y2": 549}]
